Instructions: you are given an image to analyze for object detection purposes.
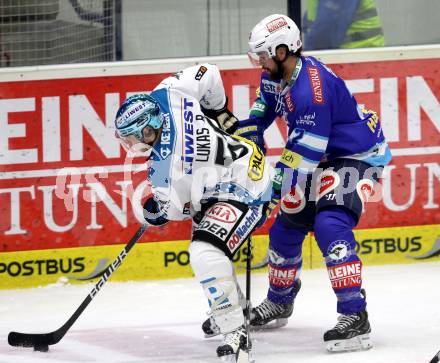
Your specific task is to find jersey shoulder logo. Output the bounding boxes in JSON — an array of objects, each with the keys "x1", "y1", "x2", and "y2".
[{"x1": 195, "y1": 66, "x2": 208, "y2": 81}]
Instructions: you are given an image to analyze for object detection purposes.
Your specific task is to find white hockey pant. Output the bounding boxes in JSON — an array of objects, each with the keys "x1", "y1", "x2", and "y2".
[{"x1": 189, "y1": 240, "x2": 244, "y2": 334}]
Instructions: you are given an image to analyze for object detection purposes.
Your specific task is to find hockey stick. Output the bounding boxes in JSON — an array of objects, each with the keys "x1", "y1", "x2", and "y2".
[
  {"x1": 430, "y1": 350, "x2": 440, "y2": 363},
  {"x1": 8, "y1": 224, "x2": 148, "y2": 351},
  {"x1": 238, "y1": 237, "x2": 254, "y2": 363}
]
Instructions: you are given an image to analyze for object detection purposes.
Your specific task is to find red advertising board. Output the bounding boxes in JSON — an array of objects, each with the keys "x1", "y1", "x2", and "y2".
[{"x1": 0, "y1": 58, "x2": 439, "y2": 253}]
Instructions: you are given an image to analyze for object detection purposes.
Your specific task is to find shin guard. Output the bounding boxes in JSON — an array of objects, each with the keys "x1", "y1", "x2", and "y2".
[{"x1": 189, "y1": 241, "x2": 244, "y2": 333}]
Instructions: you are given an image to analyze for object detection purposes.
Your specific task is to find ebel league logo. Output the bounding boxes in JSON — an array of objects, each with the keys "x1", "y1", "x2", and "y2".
[
  {"x1": 69, "y1": 258, "x2": 110, "y2": 281},
  {"x1": 407, "y1": 236, "x2": 440, "y2": 260}
]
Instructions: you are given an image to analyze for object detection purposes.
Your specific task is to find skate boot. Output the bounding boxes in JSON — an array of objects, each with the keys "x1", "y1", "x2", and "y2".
[
  {"x1": 216, "y1": 325, "x2": 248, "y2": 362},
  {"x1": 250, "y1": 279, "x2": 301, "y2": 329},
  {"x1": 202, "y1": 308, "x2": 249, "y2": 338},
  {"x1": 324, "y1": 310, "x2": 372, "y2": 352},
  {"x1": 203, "y1": 282, "x2": 246, "y2": 338},
  {"x1": 202, "y1": 316, "x2": 221, "y2": 338}
]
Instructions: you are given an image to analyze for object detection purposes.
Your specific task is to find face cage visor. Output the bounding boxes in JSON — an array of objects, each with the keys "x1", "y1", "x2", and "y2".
[
  {"x1": 247, "y1": 50, "x2": 271, "y2": 68},
  {"x1": 115, "y1": 126, "x2": 158, "y2": 158}
]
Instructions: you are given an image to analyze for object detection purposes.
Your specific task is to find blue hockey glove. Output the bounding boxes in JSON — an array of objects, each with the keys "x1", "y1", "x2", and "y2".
[
  {"x1": 266, "y1": 165, "x2": 285, "y2": 218},
  {"x1": 234, "y1": 119, "x2": 266, "y2": 154},
  {"x1": 255, "y1": 192, "x2": 280, "y2": 229},
  {"x1": 143, "y1": 197, "x2": 169, "y2": 226},
  {"x1": 256, "y1": 167, "x2": 283, "y2": 228}
]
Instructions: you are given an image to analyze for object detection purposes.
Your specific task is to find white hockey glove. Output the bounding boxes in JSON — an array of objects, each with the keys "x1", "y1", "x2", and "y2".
[{"x1": 201, "y1": 97, "x2": 239, "y2": 134}]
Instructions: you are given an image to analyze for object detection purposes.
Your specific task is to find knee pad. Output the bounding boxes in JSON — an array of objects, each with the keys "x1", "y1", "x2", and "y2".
[{"x1": 189, "y1": 241, "x2": 244, "y2": 333}]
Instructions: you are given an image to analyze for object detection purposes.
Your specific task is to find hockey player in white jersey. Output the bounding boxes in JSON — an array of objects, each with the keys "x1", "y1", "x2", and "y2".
[{"x1": 114, "y1": 63, "x2": 272, "y2": 362}]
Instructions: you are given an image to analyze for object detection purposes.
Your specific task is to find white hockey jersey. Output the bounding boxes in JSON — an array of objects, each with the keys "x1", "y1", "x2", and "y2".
[{"x1": 147, "y1": 64, "x2": 273, "y2": 221}]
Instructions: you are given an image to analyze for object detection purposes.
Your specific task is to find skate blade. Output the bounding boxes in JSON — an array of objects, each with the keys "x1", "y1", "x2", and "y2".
[
  {"x1": 251, "y1": 318, "x2": 288, "y2": 331},
  {"x1": 326, "y1": 333, "x2": 373, "y2": 353},
  {"x1": 204, "y1": 330, "x2": 221, "y2": 339},
  {"x1": 219, "y1": 349, "x2": 254, "y2": 363}
]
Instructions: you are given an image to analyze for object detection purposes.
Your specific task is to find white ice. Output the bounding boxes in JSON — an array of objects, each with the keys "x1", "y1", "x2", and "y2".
[{"x1": 1, "y1": 262, "x2": 439, "y2": 363}]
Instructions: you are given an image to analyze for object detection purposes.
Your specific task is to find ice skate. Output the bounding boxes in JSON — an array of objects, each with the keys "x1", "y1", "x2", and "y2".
[
  {"x1": 202, "y1": 315, "x2": 221, "y2": 338},
  {"x1": 203, "y1": 281, "x2": 246, "y2": 338},
  {"x1": 324, "y1": 310, "x2": 373, "y2": 352},
  {"x1": 250, "y1": 298, "x2": 292, "y2": 329},
  {"x1": 250, "y1": 279, "x2": 301, "y2": 329},
  {"x1": 217, "y1": 325, "x2": 251, "y2": 362}
]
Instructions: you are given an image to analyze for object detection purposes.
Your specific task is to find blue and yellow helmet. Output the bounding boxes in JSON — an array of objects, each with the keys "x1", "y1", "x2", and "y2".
[{"x1": 115, "y1": 94, "x2": 163, "y2": 141}]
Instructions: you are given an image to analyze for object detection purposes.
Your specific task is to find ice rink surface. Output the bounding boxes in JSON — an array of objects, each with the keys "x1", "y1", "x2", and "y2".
[{"x1": 0, "y1": 261, "x2": 439, "y2": 363}]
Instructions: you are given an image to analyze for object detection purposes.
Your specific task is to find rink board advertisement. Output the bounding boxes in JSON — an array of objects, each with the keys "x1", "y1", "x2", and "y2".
[
  {"x1": 0, "y1": 48, "x2": 440, "y2": 288},
  {"x1": 1, "y1": 224, "x2": 438, "y2": 289}
]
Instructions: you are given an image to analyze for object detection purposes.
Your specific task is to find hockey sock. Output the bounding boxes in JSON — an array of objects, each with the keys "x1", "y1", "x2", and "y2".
[
  {"x1": 267, "y1": 218, "x2": 305, "y2": 304},
  {"x1": 314, "y1": 207, "x2": 366, "y2": 314}
]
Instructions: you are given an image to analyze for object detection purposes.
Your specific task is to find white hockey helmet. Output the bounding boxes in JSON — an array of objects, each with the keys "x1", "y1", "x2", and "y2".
[{"x1": 248, "y1": 14, "x2": 302, "y2": 65}]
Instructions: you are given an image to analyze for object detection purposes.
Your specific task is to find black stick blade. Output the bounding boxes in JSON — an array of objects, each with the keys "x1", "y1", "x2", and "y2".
[
  {"x1": 8, "y1": 331, "x2": 57, "y2": 348},
  {"x1": 430, "y1": 350, "x2": 440, "y2": 363}
]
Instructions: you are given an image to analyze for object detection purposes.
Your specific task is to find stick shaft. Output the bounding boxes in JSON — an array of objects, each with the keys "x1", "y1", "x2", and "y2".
[
  {"x1": 245, "y1": 237, "x2": 252, "y2": 351},
  {"x1": 8, "y1": 224, "x2": 147, "y2": 348}
]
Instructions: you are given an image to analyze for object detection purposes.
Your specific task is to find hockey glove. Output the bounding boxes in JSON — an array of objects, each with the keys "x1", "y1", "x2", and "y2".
[
  {"x1": 201, "y1": 97, "x2": 239, "y2": 134},
  {"x1": 143, "y1": 197, "x2": 169, "y2": 226},
  {"x1": 256, "y1": 167, "x2": 283, "y2": 228},
  {"x1": 267, "y1": 165, "x2": 284, "y2": 217},
  {"x1": 234, "y1": 119, "x2": 266, "y2": 154}
]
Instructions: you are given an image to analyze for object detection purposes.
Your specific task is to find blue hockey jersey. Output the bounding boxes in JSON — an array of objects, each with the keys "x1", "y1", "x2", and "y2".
[{"x1": 249, "y1": 55, "x2": 391, "y2": 186}]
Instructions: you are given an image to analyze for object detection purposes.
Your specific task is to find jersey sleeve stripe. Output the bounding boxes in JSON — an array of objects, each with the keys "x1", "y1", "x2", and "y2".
[
  {"x1": 299, "y1": 131, "x2": 328, "y2": 151},
  {"x1": 298, "y1": 156, "x2": 319, "y2": 173}
]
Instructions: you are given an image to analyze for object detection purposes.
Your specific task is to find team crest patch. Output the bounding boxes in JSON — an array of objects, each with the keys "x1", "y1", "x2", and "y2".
[
  {"x1": 268, "y1": 248, "x2": 286, "y2": 265},
  {"x1": 327, "y1": 240, "x2": 351, "y2": 264}
]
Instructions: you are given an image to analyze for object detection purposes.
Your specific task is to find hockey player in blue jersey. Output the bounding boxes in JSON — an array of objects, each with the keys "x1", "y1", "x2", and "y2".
[{"x1": 241, "y1": 14, "x2": 391, "y2": 352}]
